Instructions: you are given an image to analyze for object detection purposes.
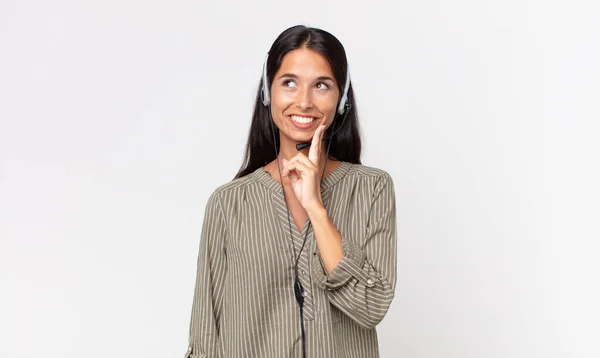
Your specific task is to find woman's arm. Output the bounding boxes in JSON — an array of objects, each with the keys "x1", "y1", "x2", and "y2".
[
  {"x1": 186, "y1": 191, "x2": 228, "y2": 358},
  {"x1": 310, "y1": 171, "x2": 397, "y2": 329}
]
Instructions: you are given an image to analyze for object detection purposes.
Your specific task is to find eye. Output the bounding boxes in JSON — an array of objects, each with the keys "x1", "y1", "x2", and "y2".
[
  {"x1": 315, "y1": 82, "x2": 329, "y2": 90},
  {"x1": 282, "y1": 79, "x2": 297, "y2": 88}
]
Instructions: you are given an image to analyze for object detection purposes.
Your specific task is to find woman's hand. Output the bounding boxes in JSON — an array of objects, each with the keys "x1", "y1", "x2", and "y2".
[{"x1": 281, "y1": 124, "x2": 326, "y2": 213}]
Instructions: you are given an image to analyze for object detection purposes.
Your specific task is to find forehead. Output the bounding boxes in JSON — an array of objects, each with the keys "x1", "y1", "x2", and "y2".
[{"x1": 275, "y1": 48, "x2": 335, "y2": 80}]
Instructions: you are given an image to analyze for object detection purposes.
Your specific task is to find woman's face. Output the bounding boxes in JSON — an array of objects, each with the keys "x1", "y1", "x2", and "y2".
[{"x1": 269, "y1": 47, "x2": 340, "y2": 145}]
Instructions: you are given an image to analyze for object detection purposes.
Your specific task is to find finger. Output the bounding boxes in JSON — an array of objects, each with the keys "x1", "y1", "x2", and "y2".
[
  {"x1": 282, "y1": 160, "x2": 313, "y2": 179},
  {"x1": 288, "y1": 166, "x2": 300, "y2": 184},
  {"x1": 308, "y1": 124, "x2": 325, "y2": 164},
  {"x1": 310, "y1": 124, "x2": 325, "y2": 164},
  {"x1": 282, "y1": 155, "x2": 299, "y2": 174},
  {"x1": 291, "y1": 152, "x2": 318, "y2": 170}
]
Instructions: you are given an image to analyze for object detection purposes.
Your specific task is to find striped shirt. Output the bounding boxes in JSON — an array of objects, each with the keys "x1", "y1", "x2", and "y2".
[{"x1": 185, "y1": 161, "x2": 397, "y2": 358}]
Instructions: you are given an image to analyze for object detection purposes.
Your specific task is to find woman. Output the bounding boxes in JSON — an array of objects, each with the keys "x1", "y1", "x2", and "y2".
[{"x1": 185, "y1": 25, "x2": 397, "y2": 358}]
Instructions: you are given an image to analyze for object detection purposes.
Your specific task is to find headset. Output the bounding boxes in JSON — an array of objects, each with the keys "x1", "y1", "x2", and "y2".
[{"x1": 261, "y1": 52, "x2": 351, "y2": 358}]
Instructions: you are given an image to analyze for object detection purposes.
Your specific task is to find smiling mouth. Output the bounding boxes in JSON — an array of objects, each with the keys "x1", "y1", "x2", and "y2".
[{"x1": 289, "y1": 115, "x2": 317, "y2": 124}]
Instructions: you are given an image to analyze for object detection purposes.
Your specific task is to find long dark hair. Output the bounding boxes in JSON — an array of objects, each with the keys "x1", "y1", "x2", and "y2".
[{"x1": 233, "y1": 25, "x2": 362, "y2": 180}]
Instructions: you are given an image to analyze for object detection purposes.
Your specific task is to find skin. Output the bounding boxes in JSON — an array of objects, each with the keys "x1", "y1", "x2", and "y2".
[{"x1": 263, "y1": 47, "x2": 344, "y2": 274}]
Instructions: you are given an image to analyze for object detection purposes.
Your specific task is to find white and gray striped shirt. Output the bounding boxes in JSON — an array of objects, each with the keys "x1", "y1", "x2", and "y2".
[{"x1": 186, "y1": 161, "x2": 397, "y2": 358}]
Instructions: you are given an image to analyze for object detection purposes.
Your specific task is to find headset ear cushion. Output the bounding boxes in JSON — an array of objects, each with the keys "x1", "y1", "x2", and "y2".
[
  {"x1": 261, "y1": 84, "x2": 270, "y2": 106},
  {"x1": 338, "y1": 97, "x2": 350, "y2": 115},
  {"x1": 340, "y1": 101, "x2": 351, "y2": 115},
  {"x1": 337, "y1": 68, "x2": 351, "y2": 114}
]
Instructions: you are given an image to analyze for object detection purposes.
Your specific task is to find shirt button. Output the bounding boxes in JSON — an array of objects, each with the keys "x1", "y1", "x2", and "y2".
[
  {"x1": 301, "y1": 291, "x2": 308, "y2": 297},
  {"x1": 367, "y1": 279, "x2": 374, "y2": 286},
  {"x1": 301, "y1": 269, "x2": 306, "y2": 275}
]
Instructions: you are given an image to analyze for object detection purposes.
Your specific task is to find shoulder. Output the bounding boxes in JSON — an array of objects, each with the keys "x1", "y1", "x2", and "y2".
[
  {"x1": 346, "y1": 164, "x2": 396, "y2": 214},
  {"x1": 204, "y1": 169, "x2": 259, "y2": 206},
  {"x1": 347, "y1": 162, "x2": 394, "y2": 189}
]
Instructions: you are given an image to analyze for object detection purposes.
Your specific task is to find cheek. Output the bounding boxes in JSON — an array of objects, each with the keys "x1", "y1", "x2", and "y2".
[
  {"x1": 320, "y1": 96, "x2": 339, "y2": 115},
  {"x1": 271, "y1": 90, "x2": 295, "y2": 107},
  {"x1": 320, "y1": 90, "x2": 340, "y2": 109}
]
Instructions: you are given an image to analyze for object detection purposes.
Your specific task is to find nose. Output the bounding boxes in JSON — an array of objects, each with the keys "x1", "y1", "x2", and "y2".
[{"x1": 296, "y1": 85, "x2": 314, "y2": 110}]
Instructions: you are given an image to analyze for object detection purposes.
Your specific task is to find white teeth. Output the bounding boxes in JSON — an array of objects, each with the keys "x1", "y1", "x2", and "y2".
[{"x1": 290, "y1": 115, "x2": 315, "y2": 124}]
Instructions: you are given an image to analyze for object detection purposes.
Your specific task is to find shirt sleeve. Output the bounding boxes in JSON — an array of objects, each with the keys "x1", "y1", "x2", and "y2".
[
  {"x1": 311, "y1": 171, "x2": 397, "y2": 329},
  {"x1": 185, "y1": 191, "x2": 228, "y2": 358}
]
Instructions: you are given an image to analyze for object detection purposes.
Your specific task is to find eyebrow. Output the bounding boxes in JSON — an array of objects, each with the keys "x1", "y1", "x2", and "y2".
[{"x1": 277, "y1": 73, "x2": 336, "y2": 82}]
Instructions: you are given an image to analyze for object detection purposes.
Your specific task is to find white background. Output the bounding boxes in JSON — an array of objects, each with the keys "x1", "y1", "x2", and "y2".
[{"x1": 1, "y1": 0, "x2": 599, "y2": 357}]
